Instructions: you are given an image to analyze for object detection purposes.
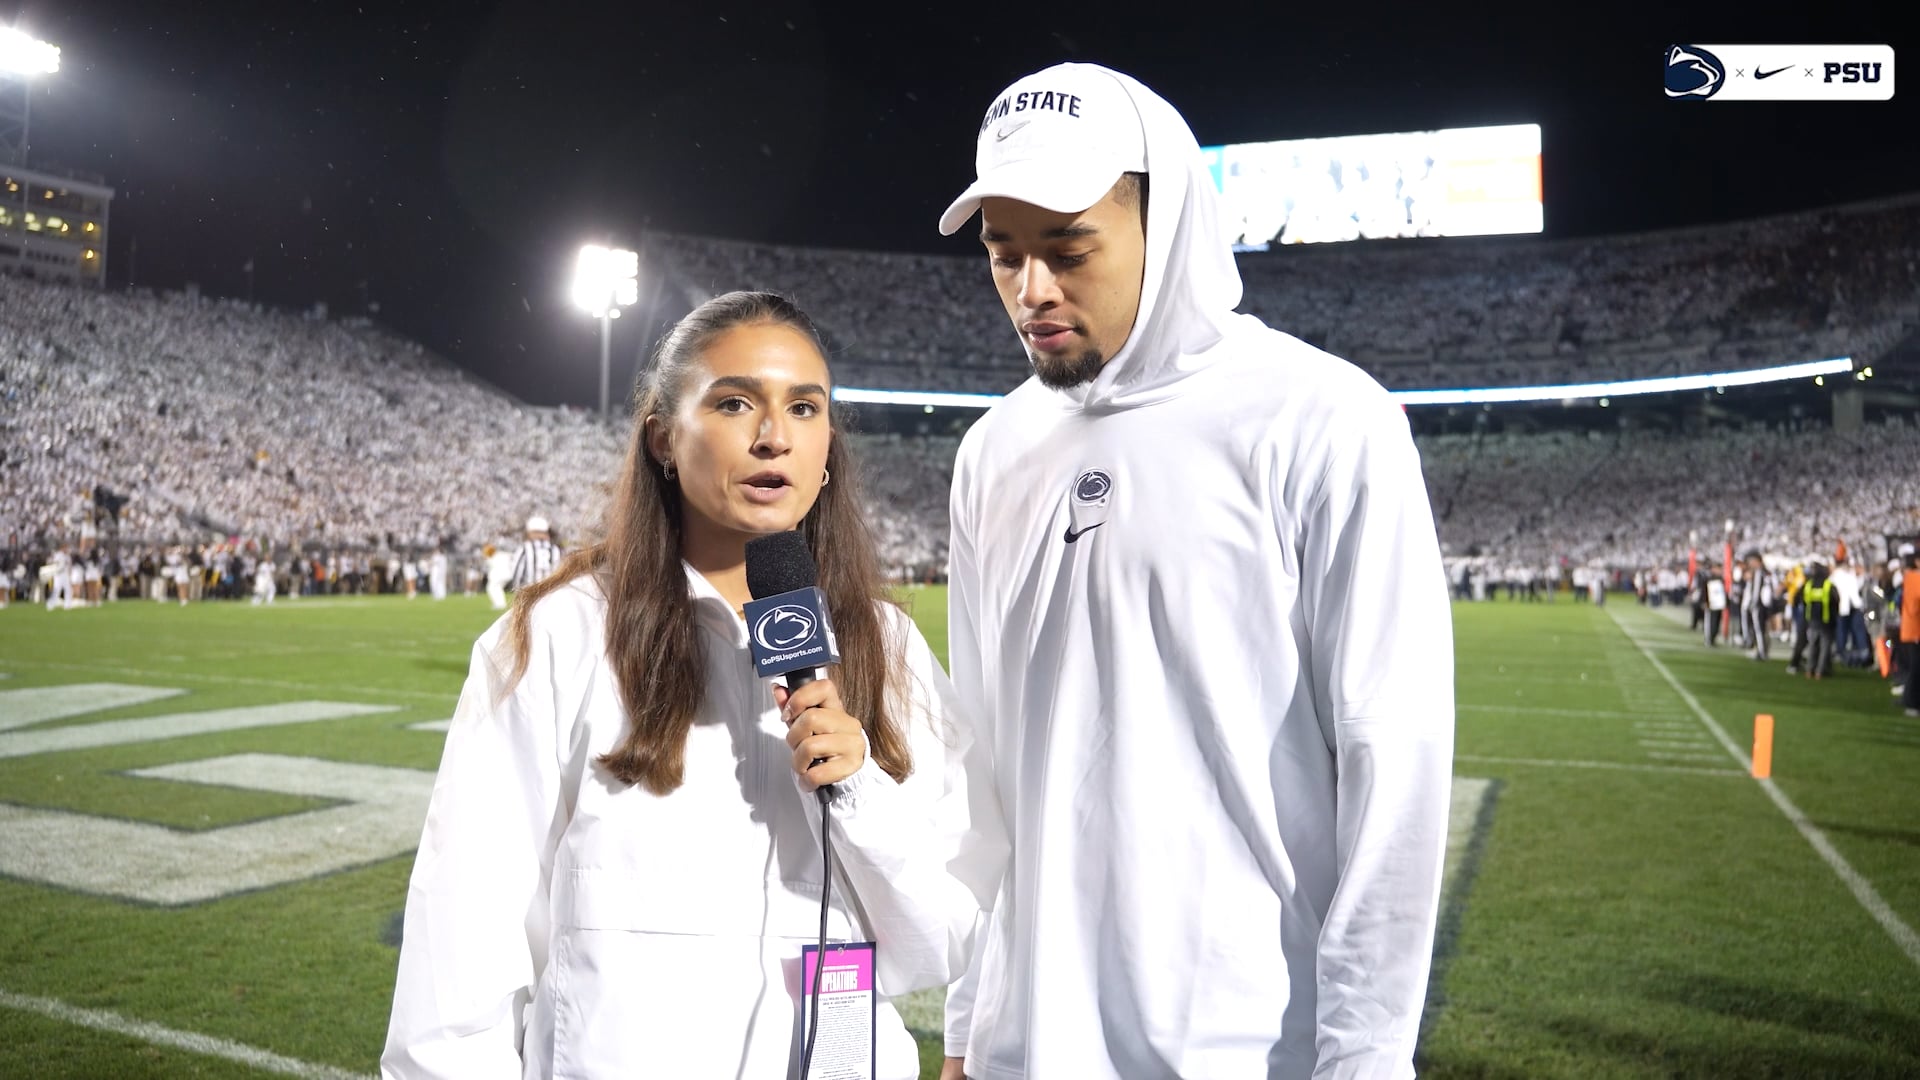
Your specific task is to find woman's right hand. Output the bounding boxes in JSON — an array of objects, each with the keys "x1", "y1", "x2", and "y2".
[{"x1": 939, "y1": 1057, "x2": 967, "y2": 1080}]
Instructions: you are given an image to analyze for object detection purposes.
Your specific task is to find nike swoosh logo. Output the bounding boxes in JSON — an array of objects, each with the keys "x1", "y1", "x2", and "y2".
[
  {"x1": 995, "y1": 120, "x2": 1030, "y2": 142},
  {"x1": 1063, "y1": 523, "x2": 1101, "y2": 543},
  {"x1": 1755, "y1": 65, "x2": 1792, "y2": 79}
]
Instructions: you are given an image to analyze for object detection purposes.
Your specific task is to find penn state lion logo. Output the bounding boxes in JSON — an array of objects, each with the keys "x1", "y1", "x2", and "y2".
[
  {"x1": 1065, "y1": 468, "x2": 1113, "y2": 544},
  {"x1": 1664, "y1": 45, "x2": 1725, "y2": 99},
  {"x1": 753, "y1": 605, "x2": 818, "y2": 651}
]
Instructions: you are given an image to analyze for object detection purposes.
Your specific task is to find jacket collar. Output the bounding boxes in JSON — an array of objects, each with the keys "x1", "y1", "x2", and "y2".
[{"x1": 683, "y1": 561, "x2": 749, "y2": 650}]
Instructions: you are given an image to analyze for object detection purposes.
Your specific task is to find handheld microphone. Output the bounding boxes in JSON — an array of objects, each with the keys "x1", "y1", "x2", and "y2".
[
  {"x1": 743, "y1": 531, "x2": 842, "y2": 789},
  {"x1": 744, "y1": 531, "x2": 844, "y2": 1079}
]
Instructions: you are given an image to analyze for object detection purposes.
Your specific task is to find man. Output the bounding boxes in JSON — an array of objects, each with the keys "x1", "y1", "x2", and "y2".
[
  {"x1": 508, "y1": 515, "x2": 560, "y2": 593},
  {"x1": 1784, "y1": 558, "x2": 1810, "y2": 674},
  {"x1": 1704, "y1": 567, "x2": 1728, "y2": 647},
  {"x1": 1739, "y1": 552, "x2": 1773, "y2": 662},
  {"x1": 1801, "y1": 561, "x2": 1838, "y2": 679},
  {"x1": 939, "y1": 63, "x2": 1454, "y2": 1080},
  {"x1": 1830, "y1": 559, "x2": 1865, "y2": 667}
]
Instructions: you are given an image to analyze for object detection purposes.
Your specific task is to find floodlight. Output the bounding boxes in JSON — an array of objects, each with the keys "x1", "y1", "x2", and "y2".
[
  {"x1": 0, "y1": 27, "x2": 59, "y2": 76},
  {"x1": 571, "y1": 243, "x2": 640, "y2": 415}
]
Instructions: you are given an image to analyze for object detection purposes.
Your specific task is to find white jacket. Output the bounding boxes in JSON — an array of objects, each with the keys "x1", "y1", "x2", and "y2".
[
  {"x1": 383, "y1": 567, "x2": 1005, "y2": 1079},
  {"x1": 946, "y1": 65, "x2": 1455, "y2": 1079}
]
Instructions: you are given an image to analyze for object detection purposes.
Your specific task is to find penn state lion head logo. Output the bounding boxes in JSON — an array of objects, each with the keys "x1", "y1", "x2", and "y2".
[
  {"x1": 1664, "y1": 45, "x2": 1725, "y2": 99},
  {"x1": 1074, "y1": 470, "x2": 1112, "y2": 505},
  {"x1": 1065, "y1": 468, "x2": 1113, "y2": 544},
  {"x1": 753, "y1": 605, "x2": 817, "y2": 651}
]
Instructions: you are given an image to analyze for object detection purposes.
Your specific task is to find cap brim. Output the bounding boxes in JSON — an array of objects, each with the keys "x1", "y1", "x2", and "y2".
[{"x1": 937, "y1": 158, "x2": 1128, "y2": 236}]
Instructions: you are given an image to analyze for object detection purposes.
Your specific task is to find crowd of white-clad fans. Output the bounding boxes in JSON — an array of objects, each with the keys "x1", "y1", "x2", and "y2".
[
  {"x1": 1427, "y1": 421, "x2": 1920, "y2": 584},
  {"x1": 3, "y1": 193, "x2": 1918, "y2": 604},
  {"x1": 0, "y1": 277, "x2": 624, "y2": 553},
  {"x1": 649, "y1": 194, "x2": 1920, "y2": 394}
]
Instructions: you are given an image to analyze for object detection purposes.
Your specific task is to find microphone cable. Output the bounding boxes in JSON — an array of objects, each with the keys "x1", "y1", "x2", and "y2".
[{"x1": 800, "y1": 784, "x2": 832, "y2": 1078}]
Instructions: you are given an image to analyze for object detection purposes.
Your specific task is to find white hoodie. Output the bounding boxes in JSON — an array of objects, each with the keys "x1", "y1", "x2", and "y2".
[{"x1": 945, "y1": 67, "x2": 1454, "y2": 1079}]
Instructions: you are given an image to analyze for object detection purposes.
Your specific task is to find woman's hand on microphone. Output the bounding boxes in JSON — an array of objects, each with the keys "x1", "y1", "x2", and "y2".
[{"x1": 772, "y1": 678, "x2": 867, "y2": 788}]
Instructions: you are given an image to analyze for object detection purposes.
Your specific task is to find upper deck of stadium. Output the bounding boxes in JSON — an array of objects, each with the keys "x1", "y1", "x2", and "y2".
[{"x1": 642, "y1": 192, "x2": 1920, "y2": 397}]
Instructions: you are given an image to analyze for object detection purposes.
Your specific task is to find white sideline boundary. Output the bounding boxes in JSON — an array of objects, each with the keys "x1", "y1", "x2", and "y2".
[
  {"x1": 0, "y1": 987, "x2": 375, "y2": 1079},
  {"x1": 1607, "y1": 607, "x2": 1920, "y2": 969}
]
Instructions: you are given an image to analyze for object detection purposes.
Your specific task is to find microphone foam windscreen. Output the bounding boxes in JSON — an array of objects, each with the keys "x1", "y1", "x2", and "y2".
[{"x1": 745, "y1": 531, "x2": 819, "y2": 599}]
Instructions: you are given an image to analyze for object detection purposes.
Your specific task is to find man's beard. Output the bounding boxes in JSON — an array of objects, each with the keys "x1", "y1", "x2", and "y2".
[{"x1": 1030, "y1": 345, "x2": 1106, "y2": 390}]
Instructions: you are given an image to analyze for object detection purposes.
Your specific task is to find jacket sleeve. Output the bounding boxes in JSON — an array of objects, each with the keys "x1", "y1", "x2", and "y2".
[
  {"x1": 798, "y1": 604, "x2": 1009, "y2": 1001},
  {"x1": 381, "y1": 620, "x2": 568, "y2": 1079},
  {"x1": 1296, "y1": 394, "x2": 1455, "y2": 1080},
  {"x1": 941, "y1": 444, "x2": 995, "y2": 1056},
  {"x1": 940, "y1": 910, "x2": 990, "y2": 1057}
]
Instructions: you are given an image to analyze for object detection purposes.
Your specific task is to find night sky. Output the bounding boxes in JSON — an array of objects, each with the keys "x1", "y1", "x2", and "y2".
[{"x1": 10, "y1": 0, "x2": 1916, "y2": 407}]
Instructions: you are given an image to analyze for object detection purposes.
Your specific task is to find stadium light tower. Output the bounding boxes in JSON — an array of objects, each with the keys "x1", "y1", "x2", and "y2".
[
  {"x1": 570, "y1": 243, "x2": 639, "y2": 417},
  {"x1": 1, "y1": 26, "x2": 59, "y2": 273},
  {"x1": 1, "y1": 26, "x2": 58, "y2": 163}
]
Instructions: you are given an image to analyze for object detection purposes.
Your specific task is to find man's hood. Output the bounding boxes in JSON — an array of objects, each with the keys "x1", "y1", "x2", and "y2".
[{"x1": 1055, "y1": 65, "x2": 1245, "y2": 412}]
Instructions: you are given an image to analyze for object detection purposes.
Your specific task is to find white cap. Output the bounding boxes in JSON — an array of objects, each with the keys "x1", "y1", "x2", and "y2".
[
  {"x1": 938, "y1": 63, "x2": 1148, "y2": 236},
  {"x1": 526, "y1": 515, "x2": 549, "y2": 534},
  {"x1": 1901, "y1": 542, "x2": 1916, "y2": 557}
]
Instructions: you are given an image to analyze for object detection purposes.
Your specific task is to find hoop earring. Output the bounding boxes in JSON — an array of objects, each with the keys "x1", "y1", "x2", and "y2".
[
  {"x1": 821, "y1": 468, "x2": 830, "y2": 487},
  {"x1": 662, "y1": 460, "x2": 677, "y2": 481}
]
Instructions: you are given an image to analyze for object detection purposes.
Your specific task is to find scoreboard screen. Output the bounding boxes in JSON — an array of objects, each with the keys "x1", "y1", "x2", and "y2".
[{"x1": 1201, "y1": 123, "x2": 1542, "y2": 251}]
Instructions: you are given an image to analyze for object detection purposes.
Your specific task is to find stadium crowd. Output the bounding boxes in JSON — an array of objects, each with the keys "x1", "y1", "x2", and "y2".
[
  {"x1": 0, "y1": 276, "x2": 622, "y2": 558},
  {"x1": 1425, "y1": 422, "x2": 1920, "y2": 574},
  {"x1": 5, "y1": 195, "x2": 1919, "y2": 604},
  {"x1": 650, "y1": 194, "x2": 1920, "y2": 394}
]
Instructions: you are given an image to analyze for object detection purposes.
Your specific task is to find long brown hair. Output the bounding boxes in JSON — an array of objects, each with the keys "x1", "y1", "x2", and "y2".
[{"x1": 503, "y1": 291, "x2": 910, "y2": 795}]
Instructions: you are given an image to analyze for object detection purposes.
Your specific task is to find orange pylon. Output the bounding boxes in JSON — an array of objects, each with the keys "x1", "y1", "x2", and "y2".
[{"x1": 1751, "y1": 714, "x2": 1774, "y2": 780}]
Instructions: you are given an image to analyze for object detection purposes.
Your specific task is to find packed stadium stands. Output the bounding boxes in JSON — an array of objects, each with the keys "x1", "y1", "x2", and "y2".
[
  {"x1": 4, "y1": 194, "x2": 1918, "y2": 591},
  {"x1": 1422, "y1": 422, "x2": 1920, "y2": 573},
  {"x1": 0, "y1": 279, "x2": 623, "y2": 554},
  {"x1": 652, "y1": 193, "x2": 1920, "y2": 394}
]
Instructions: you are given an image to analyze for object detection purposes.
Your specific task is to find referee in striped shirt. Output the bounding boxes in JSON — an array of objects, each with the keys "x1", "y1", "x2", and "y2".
[{"x1": 509, "y1": 515, "x2": 561, "y2": 592}]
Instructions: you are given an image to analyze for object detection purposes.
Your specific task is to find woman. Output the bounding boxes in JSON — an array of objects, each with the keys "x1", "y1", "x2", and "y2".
[{"x1": 383, "y1": 292, "x2": 1004, "y2": 1079}]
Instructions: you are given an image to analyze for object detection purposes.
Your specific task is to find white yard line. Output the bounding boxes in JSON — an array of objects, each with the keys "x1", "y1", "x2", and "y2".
[
  {"x1": 1457, "y1": 704, "x2": 1683, "y2": 721},
  {"x1": 0, "y1": 987, "x2": 375, "y2": 1079},
  {"x1": 1608, "y1": 607, "x2": 1920, "y2": 969},
  {"x1": 25, "y1": 661, "x2": 455, "y2": 704},
  {"x1": 1454, "y1": 754, "x2": 1743, "y2": 777},
  {"x1": 1645, "y1": 750, "x2": 1736, "y2": 764}
]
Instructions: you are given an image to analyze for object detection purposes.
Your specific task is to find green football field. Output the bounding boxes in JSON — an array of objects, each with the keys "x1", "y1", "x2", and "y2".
[{"x1": 2, "y1": 589, "x2": 1918, "y2": 1078}]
